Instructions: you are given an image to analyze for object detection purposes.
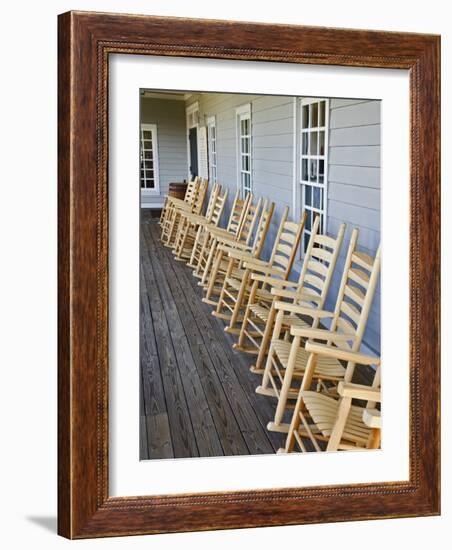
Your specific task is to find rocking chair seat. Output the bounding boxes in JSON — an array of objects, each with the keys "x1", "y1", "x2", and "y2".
[
  {"x1": 272, "y1": 339, "x2": 346, "y2": 380},
  {"x1": 300, "y1": 391, "x2": 371, "y2": 446}
]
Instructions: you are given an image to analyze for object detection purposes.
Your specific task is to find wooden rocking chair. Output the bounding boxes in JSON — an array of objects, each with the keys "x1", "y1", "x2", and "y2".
[
  {"x1": 161, "y1": 177, "x2": 208, "y2": 247},
  {"x1": 194, "y1": 194, "x2": 262, "y2": 285},
  {"x1": 188, "y1": 191, "x2": 252, "y2": 276},
  {"x1": 172, "y1": 184, "x2": 228, "y2": 262},
  {"x1": 234, "y1": 216, "x2": 345, "y2": 369},
  {"x1": 212, "y1": 208, "x2": 306, "y2": 335},
  {"x1": 201, "y1": 199, "x2": 274, "y2": 307},
  {"x1": 280, "y1": 341, "x2": 381, "y2": 453},
  {"x1": 159, "y1": 176, "x2": 200, "y2": 228},
  {"x1": 258, "y1": 229, "x2": 381, "y2": 434}
]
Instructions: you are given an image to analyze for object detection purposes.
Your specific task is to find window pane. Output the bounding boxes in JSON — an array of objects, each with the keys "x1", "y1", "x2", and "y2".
[
  {"x1": 302, "y1": 105, "x2": 309, "y2": 128},
  {"x1": 305, "y1": 185, "x2": 312, "y2": 206},
  {"x1": 302, "y1": 159, "x2": 308, "y2": 181},
  {"x1": 310, "y1": 159, "x2": 318, "y2": 182},
  {"x1": 310, "y1": 102, "x2": 318, "y2": 128},
  {"x1": 304, "y1": 232, "x2": 310, "y2": 251},
  {"x1": 310, "y1": 131, "x2": 318, "y2": 155},
  {"x1": 319, "y1": 159, "x2": 325, "y2": 183},
  {"x1": 142, "y1": 130, "x2": 152, "y2": 140},
  {"x1": 313, "y1": 187, "x2": 322, "y2": 209},
  {"x1": 143, "y1": 150, "x2": 153, "y2": 160},
  {"x1": 319, "y1": 131, "x2": 325, "y2": 156},
  {"x1": 306, "y1": 210, "x2": 312, "y2": 231},
  {"x1": 244, "y1": 118, "x2": 250, "y2": 134},
  {"x1": 319, "y1": 101, "x2": 326, "y2": 127},
  {"x1": 302, "y1": 132, "x2": 308, "y2": 155}
]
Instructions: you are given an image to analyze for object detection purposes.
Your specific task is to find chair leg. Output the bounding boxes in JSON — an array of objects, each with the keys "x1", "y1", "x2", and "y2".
[
  {"x1": 280, "y1": 352, "x2": 318, "y2": 451},
  {"x1": 201, "y1": 239, "x2": 218, "y2": 285},
  {"x1": 271, "y1": 335, "x2": 301, "y2": 427},
  {"x1": 256, "y1": 309, "x2": 285, "y2": 385},
  {"x1": 214, "y1": 258, "x2": 234, "y2": 317},
  {"x1": 250, "y1": 304, "x2": 277, "y2": 374},
  {"x1": 236, "y1": 281, "x2": 258, "y2": 349},
  {"x1": 225, "y1": 269, "x2": 250, "y2": 332}
]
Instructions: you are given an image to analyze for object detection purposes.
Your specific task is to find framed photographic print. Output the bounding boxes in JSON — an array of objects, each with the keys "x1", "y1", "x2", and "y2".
[{"x1": 58, "y1": 11, "x2": 440, "y2": 538}]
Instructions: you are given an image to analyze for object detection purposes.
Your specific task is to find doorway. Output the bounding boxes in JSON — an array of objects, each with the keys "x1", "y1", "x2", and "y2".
[{"x1": 189, "y1": 127, "x2": 198, "y2": 179}]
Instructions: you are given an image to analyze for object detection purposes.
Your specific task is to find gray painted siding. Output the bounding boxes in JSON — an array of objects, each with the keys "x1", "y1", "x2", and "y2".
[
  {"x1": 140, "y1": 97, "x2": 187, "y2": 206},
  {"x1": 325, "y1": 99, "x2": 381, "y2": 354},
  {"x1": 187, "y1": 93, "x2": 295, "y2": 260}
]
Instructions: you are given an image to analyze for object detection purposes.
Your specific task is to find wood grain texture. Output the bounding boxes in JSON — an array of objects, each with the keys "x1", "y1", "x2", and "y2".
[{"x1": 58, "y1": 10, "x2": 440, "y2": 538}]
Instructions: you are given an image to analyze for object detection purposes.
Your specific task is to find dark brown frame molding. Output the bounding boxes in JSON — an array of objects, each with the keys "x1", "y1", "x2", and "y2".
[{"x1": 58, "y1": 10, "x2": 440, "y2": 538}]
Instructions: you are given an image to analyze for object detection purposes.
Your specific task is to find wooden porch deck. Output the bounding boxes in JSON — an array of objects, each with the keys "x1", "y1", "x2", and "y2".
[{"x1": 140, "y1": 210, "x2": 287, "y2": 459}]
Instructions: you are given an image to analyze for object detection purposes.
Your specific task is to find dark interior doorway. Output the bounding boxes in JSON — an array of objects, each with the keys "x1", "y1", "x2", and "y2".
[{"x1": 189, "y1": 127, "x2": 198, "y2": 179}]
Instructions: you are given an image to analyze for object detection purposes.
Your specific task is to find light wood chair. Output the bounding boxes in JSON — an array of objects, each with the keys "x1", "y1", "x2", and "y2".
[
  {"x1": 201, "y1": 199, "x2": 274, "y2": 306},
  {"x1": 234, "y1": 216, "x2": 346, "y2": 370},
  {"x1": 280, "y1": 341, "x2": 381, "y2": 453},
  {"x1": 194, "y1": 194, "x2": 262, "y2": 287},
  {"x1": 159, "y1": 176, "x2": 199, "y2": 228},
  {"x1": 257, "y1": 230, "x2": 381, "y2": 434},
  {"x1": 172, "y1": 184, "x2": 227, "y2": 262},
  {"x1": 161, "y1": 177, "x2": 208, "y2": 247},
  {"x1": 212, "y1": 208, "x2": 306, "y2": 335},
  {"x1": 188, "y1": 191, "x2": 252, "y2": 276}
]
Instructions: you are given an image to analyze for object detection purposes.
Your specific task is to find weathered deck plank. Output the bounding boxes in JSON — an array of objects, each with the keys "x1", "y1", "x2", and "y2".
[
  {"x1": 146, "y1": 223, "x2": 252, "y2": 456},
  {"x1": 143, "y1": 224, "x2": 224, "y2": 458},
  {"x1": 141, "y1": 227, "x2": 199, "y2": 458},
  {"x1": 140, "y1": 212, "x2": 286, "y2": 458}
]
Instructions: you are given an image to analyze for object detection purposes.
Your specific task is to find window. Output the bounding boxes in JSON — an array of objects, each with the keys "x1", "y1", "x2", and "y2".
[
  {"x1": 140, "y1": 123, "x2": 159, "y2": 194},
  {"x1": 300, "y1": 98, "x2": 329, "y2": 251},
  {"x1": 206, "y1": 116, "x2": 217, "y2": 184},
  {"x1": 236, "y1": 104, "x2": 252, "y2": 195}
]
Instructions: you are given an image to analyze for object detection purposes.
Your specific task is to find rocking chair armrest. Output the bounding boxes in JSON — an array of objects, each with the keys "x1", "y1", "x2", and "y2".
[
  {"x1": 216, "y1": 244, "x2": 254, "y2": 257},
  {"x1": 183, "y1": 212, "x2": 206, "y2": 225},
  {"x1": 216, "y1": 239, "x2": 253, "y2": 252},
  {"x1": 273, "y1": 302, "x2": 334, "y2": 318},
  {"x1": 338, "y1": 382, "x2": 381, "y2": 403},
  {"x1": 167, "y1": 197, "x2": 186, "y2": 207},
  {"x1": 249, "y1": 274, "x2": 299, "y2": 288},
  {"x1": 207, "y1": 226, "x2": 235, "y2": 238},
  {"x1": 289, "y1": 327, "x2": 355, "y2": 343},
  {"x1": 305, "y1": 342, "x2": 380, "y2": 367},
  {"x1": 362, "y1": 408, "x2": 381, "y2": 428},
  {"x1": 243, "y1": 262, "x2": 284, "y2": 278},
  {"x1": 270, "y1": 287, "x2": 322, "y2": 302},
  {"x1": 174, "y1": 201, "x2": 192, "y2": 212},
  {"x1": 225, "y1": 250, "x2": 268, "y2": 265}
]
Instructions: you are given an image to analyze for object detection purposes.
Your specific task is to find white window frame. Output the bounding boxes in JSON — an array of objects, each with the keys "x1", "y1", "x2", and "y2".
[
  {"x1": 140, "y1": 123, "x2": 160, "y2": 195},
  {"x1": 298, "y1": 97, "x2": 329, "y2": 254},
  {"x1": 186, "y1": 101, "x2": 200, "y2": 181},
  {"x1": 206, "y1": 115, "x2": 217, "y2": 184},
  {"x1": 235, "y1": 103, "x2": 252, "y2": 195}
]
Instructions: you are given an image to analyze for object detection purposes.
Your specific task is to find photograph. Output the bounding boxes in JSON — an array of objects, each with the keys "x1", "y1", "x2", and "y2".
[{"x1": 140, "y1": 89, "x2": 381, "y2": 460}]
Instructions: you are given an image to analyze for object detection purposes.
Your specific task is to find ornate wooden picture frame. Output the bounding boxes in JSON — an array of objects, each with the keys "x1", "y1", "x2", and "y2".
[{"x1": 58, "y1": 11, "x2": 440, "y2": 538}]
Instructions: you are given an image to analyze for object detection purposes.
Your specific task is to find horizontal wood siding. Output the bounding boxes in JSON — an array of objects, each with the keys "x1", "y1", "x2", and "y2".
[
  {"x1": 326, "y1": 99, "x2": 381, "y2": 353},
  {"x1": 140, "y1": 97, "x2": 187, "y2": 206},
  {"x1": 188, "y1": 93, "x2": 294, "y2": 260}
]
